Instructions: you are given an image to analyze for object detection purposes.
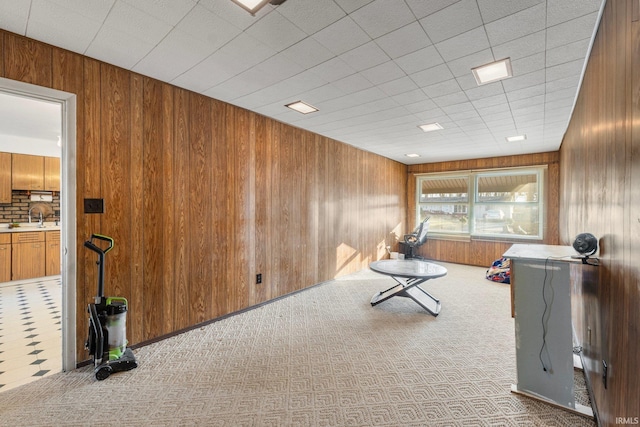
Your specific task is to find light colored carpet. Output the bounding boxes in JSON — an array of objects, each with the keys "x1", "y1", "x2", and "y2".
[{"x1": 0, "y1": 262, "x2": 595, "y2": 426}]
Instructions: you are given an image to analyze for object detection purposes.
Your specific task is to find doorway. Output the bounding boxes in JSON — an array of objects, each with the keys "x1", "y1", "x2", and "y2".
[{"x1": 0, "y1": 77, "x2": 77, "y2": 389}]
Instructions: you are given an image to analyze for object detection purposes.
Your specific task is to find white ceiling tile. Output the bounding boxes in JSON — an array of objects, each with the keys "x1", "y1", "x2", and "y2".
[
  {"x1": 405, "y1": 100, "x2": 440, "y2": 114},
  {"x1": 546, "y1": 76, "x2": 581, "y2": 92},
  {"x1": 101, "y1": 1, "x2": 173, "y2": 46},
  {"x1": 27, "y1": 0, "x2": 102, "y2": 54},
  {"x1": 545, "y1": 87, "x2": 578, "y2": 102},
  {"x1": 0, "y1": 1, "x2": 30, "y2": 34},
  {"x1": 47, "y1": 0, "x2": 115, "y2": 21},
  {"x1": 361, "y1": 61, "x2": 405, "y2": 85},
  {"x1": 281, "y1": 37, "x2": 334, "y2": 69},
  {"x1": 432, "y1": 92, "x2": 469, "y2": 108},
  {"x1": 120, "y1": 0, "x2": 196, "y2": 26},
  {"x1": 491, "y1": 31, "x2": 545, "y2": 62},
  {"x1": 447, "y1": 49, "x2": 495, "y2": 78},
  {"x1": 546, "y1": 58, "x2": 584, "y2": 82},
  {"x1": 378, "y1": 76, "x2": 419, "y2": 96},
  {"x1": 510, "y1": 95, "x2": 544, "y2": 111},
  {"x1": 485, "y1": 3, "x2": 545, "y2": 46},
  {"x1": 441, "y1": 101, "x2": 474, "y2": 115},
  {"x1": 547, "y1": 0, "x2": 603, "y2": 27},
  {"x1": 198, "y1": 0, "x2": 273, "y2": 30},
  {"x1": 420, "y1": 0, "x2": 482, "y2": 44},
  {"x1": 456, "y1": 74, "x2": 481, "y2": 91},
  {"x1": 395, "y1": 45, "x2": 444, "y2": 75},
  {"x1": 375, "y1": 22, "x2": 432, "y2": 59},
  {"x1": 235, "y1": 71, "x2": 328, "y2": 107},
  {"x1": 245, "y1": 10, "x2": 308, "y2": 52},
  {"x1": 449, "y1": 110, "x2": 481, "y2": 122},
  {"x1": 176, "y1": 5, "x2": 242, "y2": 52},
  {"x1": 338, "y1": 41, "x2": 389, "y2": 72},
  {"x1": 392, "y1": 89, "x2": 433, "y2": 106},
  {"x1": 434, "y1": 26, "x2": 490, "y2": 62},
  {"x1": 405, "y1": 0, "x2": 461, "y2": 20},
  {"x1": 546, "y1": 38, "x2": 590, "y2": 67},
  {"x1": 511, "y1": 52, "x2": 545, "y2": 76},
  {"x1": 172, "y1": 52, "x2": 239, "y2": 93},
  {"x1": 86, "y1": 27, "x2": 154, "y2": 70},
  {"x1": 477, "y1": 0, "x2": 543, "y2": 24},
  {"x1": 505, "y1": 83, "x2": 545, "y2": 102},
  {"x1": 471, "y1": 93, "x2": 508, "y2": 109},
  {"x1": 295, "y1": 84, "x2": 346, "y2": 104},
  {"x1": 134, "y1": 29, "x2": 220, "y2": 82},
  {"x1": 350, "y1": 0, "x2": 416, "y2": 39},
  {"x1": 502, "y1": 69, "x2": 545, "y2": 93},
  {"x1": 312, "y1": 17, "x2": 370, "y2": 55},
  {"x1": 547, "y1": 13, "x2": 599, "y2": 50},
  {"x1": 308, "y1": 57, "x2": 356, "y2": 82},
  {"x1": 331, "y1": 73, "x2": 373, "y2": 95},
  {"x1": 333, "y1": 0, "x2": 375, "y2": 14},
  {"x1": 421, "y1": 79, "x2": 461, "y2": 99},
  {"x1": 276, "y1": 0, "x2": 346, "y2": 35},
  {"x1": 410, "y1": 64, "x2": 453, "y2": 88},
  {"x1": 477, "y1": 103, "x2": 511, "y2": 117},
  {"x1": 464, "y1": 81, "x2": 505, "y2": 100}
]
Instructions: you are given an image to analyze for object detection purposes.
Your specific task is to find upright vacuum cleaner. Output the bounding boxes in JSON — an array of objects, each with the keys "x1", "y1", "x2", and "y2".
[{"x1": 85, "y1": 234, "x2": 137, "y2": 380}]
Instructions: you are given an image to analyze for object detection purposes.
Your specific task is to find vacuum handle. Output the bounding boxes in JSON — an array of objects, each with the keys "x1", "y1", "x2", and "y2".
[{"x1": 84, "y1": 234, "x2": 114, "y2": 255}]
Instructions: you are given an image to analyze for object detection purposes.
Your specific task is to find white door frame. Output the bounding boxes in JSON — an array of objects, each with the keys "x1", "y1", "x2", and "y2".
[{"x1": 0, "y1": 77, "x2": 77, "y2": 371}]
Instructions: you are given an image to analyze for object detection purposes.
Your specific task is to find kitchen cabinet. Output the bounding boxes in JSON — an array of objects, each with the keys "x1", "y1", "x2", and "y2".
[
  {"x1": 11, "y1": 232, "x2": 45, "y2": 280},
  {"x1": 0, "y1": 234, "x2": 10, "y2": 282},
  {"x1": 44, "y1": 157, "x2": 60, "y2": 191},
  {"x1": 0, "y1": 152, "x2": 10, "y2": 203},
  {"x1": 45, "y1": 230, "x2": 61, "y2": 276},
  {"x1": 12, "y1": 153, "x2": 44, "y2": 190}
]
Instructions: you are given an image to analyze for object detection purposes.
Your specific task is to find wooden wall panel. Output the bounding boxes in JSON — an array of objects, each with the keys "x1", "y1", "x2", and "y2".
[
  {"x1": 173, "y1": 88, "x2": 190, "y2": 329},
  {"x1": 3, "y1": 33, "x2": 51, "y2": 87},
  {"x1": 407, "y1": 152, "x2": 559, "y2": 267},
  {"x1": 188, "y1": 93, "x2": 213, "y2": 324},
  {"x1": 129, "y1": 73, "x2": 144, "y2": 345},
  {"x1": 559, "y1": 0, "x2": 640, "y2": 425},
  {"x1": 0, "y1": 29, "x2": 407, "y2": 365}
]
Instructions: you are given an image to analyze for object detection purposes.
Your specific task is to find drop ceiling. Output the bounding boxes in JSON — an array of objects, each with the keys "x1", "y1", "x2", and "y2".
[{"x1": 0, "y1": 0, "x2": 604, "y2": 164}]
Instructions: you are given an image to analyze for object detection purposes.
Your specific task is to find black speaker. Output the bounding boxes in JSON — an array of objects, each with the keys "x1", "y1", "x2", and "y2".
[{"x1": 573, "y1": 233, "x2": 598, "y2": 257}]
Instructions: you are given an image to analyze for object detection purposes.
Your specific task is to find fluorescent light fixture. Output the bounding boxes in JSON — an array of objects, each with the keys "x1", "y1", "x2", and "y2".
[
  {"x1": 230, "y1": 0, "x2": 271, "y2": 15},
  {"x1": 472, "y1": 58, "x2": 513, "y2": 85},
  {"x1": 418, "y1": 123, "x2": 444, "y2": 132},
  {"x1": 405, "y1": 153, "x2": 421, "y2": 158},
  {"x1": 506, "y1": 134, "x2": 527, "y2": 142},
  {"x1": 285, "y1": 101, "x2": 318, "y2": 114}
]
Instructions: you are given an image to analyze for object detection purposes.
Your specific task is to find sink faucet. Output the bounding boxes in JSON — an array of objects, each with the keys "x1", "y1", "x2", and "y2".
[
  {"x1": 28, "y1": 206, "x2": 37, "y2": 224},
  {"x1": 28, "y1": 207, "x2": 44, "y2": 227}
]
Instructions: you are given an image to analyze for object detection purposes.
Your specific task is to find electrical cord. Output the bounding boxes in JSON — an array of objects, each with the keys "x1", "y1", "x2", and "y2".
[{"x1": 539, "y1": 257, "x2": 550, "y2": 371}]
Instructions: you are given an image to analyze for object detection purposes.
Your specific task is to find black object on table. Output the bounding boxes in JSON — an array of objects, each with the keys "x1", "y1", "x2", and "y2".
[{"x1": 369, "y1": 259, "x2": 447, "y2": 316}]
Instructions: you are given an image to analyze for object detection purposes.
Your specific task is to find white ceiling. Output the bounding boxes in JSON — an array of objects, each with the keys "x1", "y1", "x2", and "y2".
[{"x1": 0, "y1": 0, "x2": 604, "y2": 164}]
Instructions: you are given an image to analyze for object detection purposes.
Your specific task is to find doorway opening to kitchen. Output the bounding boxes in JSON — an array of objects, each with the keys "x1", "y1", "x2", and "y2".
[{"x1": 0, "y1": 77, "x2": 77, "y2": 392}]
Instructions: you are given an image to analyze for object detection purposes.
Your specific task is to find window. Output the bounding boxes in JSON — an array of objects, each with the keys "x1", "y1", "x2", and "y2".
[{"x1": 416, "y1": 166, "x2": 545, "y2": 240}]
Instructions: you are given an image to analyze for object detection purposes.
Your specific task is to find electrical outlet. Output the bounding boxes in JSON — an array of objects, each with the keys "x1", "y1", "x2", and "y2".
[
  {"x1": 84, "y1": 198, "x2": 104, "y2": 214},
  {"x1": 256, "y1": 273, "x2": 262, "y2": 284}
]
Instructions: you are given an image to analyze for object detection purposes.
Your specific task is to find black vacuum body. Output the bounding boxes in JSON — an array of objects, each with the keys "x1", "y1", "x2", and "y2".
[{"x1": 84, "y1": 234, "x2": 137, "y2": 380}]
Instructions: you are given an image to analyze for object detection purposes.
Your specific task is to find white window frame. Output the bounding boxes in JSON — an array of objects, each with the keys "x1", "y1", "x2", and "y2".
[{"x1": 416, "y1": 166, "x2": 546, "y2": 241}]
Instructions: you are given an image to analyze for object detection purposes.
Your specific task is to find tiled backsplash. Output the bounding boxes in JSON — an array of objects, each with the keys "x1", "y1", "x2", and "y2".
[{"x1": 0, "y1": 191, "x2": 61, "y2": 224}]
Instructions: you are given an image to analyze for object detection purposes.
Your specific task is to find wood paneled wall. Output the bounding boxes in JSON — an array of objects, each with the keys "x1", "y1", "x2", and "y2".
[
  {"x1": 559, "y1": 0, "x2": 640, "y2": 424},
  {"x1": 407, "y1": 152, "x2": 560, "y2": 267},
  {"x1": 0, "y1": 30, "x2": 407, "y2": 361}
]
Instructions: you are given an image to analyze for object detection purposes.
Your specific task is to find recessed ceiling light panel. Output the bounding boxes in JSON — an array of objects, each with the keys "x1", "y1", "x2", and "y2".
[
  {"x1": 418, "y1": 123, "x2": 444, "y2": 132},
  {"x1": 506, "y1": 134, "x2": 527, "y2": 142},
  {"x1": 231, "y1": 0, "x2": 271, "y2": 15},
  {"x1": 405, "y1": 153, "x2": 421, "y2": 158},
  {"x1": 472, "y1": 58, "x2": 513, "y2": 85},
  {"x1": 285, "y1": 101, "x2": 318, "y2": 114}
]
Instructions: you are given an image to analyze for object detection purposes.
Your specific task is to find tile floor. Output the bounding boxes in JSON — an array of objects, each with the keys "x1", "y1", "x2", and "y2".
[{"x1": 0, "y1": 277, "x2": 62, "y2": 392}]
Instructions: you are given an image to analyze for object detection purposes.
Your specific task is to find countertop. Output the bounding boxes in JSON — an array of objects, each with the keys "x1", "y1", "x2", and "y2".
[
  {"x1": 503, "y1": 244, "x2": 580, "y2": 262},
  {"x1": 0, "y1": 223, "x2": 62, "y2": 234}
]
